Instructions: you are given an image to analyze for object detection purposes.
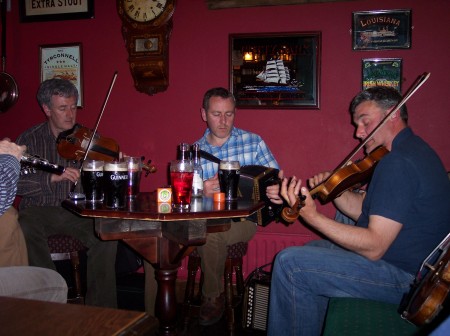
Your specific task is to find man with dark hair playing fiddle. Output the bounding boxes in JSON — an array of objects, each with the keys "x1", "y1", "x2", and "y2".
[
  {"x1": 15, "y1": 78, "x2": 117, "y2": 307},
  {"x1": 268, "y1": 85, "x2": 450, "y2": 335}
]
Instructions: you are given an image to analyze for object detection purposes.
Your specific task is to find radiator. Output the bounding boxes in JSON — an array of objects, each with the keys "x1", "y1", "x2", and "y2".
[{"x1": 178, "y1": 232, "x2": 312, "y2": 280}]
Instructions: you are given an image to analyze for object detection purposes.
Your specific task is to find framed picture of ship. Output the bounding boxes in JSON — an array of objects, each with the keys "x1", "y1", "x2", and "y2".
[
  {"x1": 229, "y1": 32, "x2": 321, "y2": 109},
  {"x1": 352, "y1": 9, "x2": 411, "y2": 50},
  {"x1": 39, "y1": 43, "x2": 83, "y2": 107},
  {"x1": 362, "y1": 58, "x2": 402, "y2": 92}
]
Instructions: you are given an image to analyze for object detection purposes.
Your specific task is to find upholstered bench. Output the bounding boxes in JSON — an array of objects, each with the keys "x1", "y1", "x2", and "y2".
[{"x1": 322, "y1": 297, "x2": 418, "y2": 336}]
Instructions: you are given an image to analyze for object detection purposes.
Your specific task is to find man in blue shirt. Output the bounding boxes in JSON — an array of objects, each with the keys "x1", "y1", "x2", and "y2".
[
  {"x1": 268, "y1": 86, "x2": 450, "y2": 335},
  {"x1": 196, "y1": 87, "x2": 282, "y2": 325}
]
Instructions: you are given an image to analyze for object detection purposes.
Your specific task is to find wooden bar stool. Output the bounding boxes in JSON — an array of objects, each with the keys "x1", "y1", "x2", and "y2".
[
  {"x1": 47, "y1": 234, "x2": 87, "y2": 304},
  {"x1": 182, "y1": 242, "x2": 248, "y2": 334}
]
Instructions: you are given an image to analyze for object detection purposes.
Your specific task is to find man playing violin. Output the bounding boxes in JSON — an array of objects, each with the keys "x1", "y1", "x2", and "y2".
[
  {"x1": 268, "y1": 86, "x2": 450, "y2": 335},
  {"x1": 15, "y1": 79, "x2": 118, "y2": 308}
]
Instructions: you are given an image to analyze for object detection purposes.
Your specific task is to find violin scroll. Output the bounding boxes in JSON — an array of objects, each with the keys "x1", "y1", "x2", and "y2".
[
  {"x1": 281, "y1": 195, "x2": 306, "y2": 224},
  {"x1": 142, "y1": 158, "x2": 157, "y2": 176}
]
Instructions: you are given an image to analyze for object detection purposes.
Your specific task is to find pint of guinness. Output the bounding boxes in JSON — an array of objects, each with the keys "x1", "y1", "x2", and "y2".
[
  {"x1": 103, "y1": 162, "x2": 128, "y2": 208},
  {"x1": 218, "y1": 160, "x2": 240, "y2": 201},
  {"x1": 81, "y1": 159, "x2": 104, "y2": 202}
]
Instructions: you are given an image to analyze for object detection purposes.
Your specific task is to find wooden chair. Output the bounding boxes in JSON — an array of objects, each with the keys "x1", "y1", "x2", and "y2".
[
  {"x1": 182, "y1": 242, "x2": 248, "y2": 335},
  {"x1": 47, "y1": 234, "x2": 87, "y2": 304}
]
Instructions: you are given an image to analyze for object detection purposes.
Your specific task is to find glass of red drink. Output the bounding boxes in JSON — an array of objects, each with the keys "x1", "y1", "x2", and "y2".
[{"x1": 170, "y1": 159, "x2": 194, "y2": 210}]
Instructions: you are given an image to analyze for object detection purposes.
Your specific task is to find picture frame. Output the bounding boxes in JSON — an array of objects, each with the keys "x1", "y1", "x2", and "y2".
[
  {"x1": 19, "y1": 0, "x2": 94, "y2": 23},
  {"x1": 362, "y1": 58, "x2": 402, "y2": 92},
  {"x1": 229, "y1": 31, "x2": 321, "y2": 109},
  {"x1": 40, "y1": 43, "x2": 84, "y2": 107},
  {"x1": 352, "y1": 9, "x2": 411, "y2": 50}
]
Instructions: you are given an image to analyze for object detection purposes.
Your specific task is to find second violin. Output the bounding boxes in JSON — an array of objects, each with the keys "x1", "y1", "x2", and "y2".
[
  {"x1": 56, "y1": 124, "x2": 157, "y2": 176},
  {"x1": 57, "y1": 124, "x2": 120, "y2": 162}
]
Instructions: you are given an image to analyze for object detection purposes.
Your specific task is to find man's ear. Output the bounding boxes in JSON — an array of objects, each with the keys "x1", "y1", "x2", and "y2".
[
  {"x1": 42, "y1": 104, "x2": 51, "y2": 117},
  {"x1": 201, "y1": 108, "x2": 207, "y2": 122},
  {"x1": 390, "y1": 110, "x2": 399, "y2": 120}
]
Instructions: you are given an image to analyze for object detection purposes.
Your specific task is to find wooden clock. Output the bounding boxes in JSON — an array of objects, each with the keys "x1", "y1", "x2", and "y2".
[{"x1": 117, "y1": 0, "x2": 175, "y2": 95}]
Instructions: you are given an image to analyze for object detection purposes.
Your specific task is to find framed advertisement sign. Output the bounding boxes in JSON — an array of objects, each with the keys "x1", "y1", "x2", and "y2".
[
  {"x1": 352, "y1": 9, "x2": 411, "y2": 50},
  {"x1": 40, "y1": 43, "x2": 83, "y2": 107},
  {"x1": 229, "y1": 31, "x2": 321, "y2": 109},
  {"x1": 362, "y1": 58, "x2": 402, "y2": 92},
  {"x1": 20, "y1": 0, "x2": 94, "y2": 23}
]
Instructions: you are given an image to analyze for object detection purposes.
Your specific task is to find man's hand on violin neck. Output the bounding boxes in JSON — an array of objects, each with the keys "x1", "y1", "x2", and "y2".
[
  {"x1": 281, "y1": 176, "x2": 303, "y2": 207},
  {"x1": 308, "y1": 171, "x2": 331, "y2": 188}
]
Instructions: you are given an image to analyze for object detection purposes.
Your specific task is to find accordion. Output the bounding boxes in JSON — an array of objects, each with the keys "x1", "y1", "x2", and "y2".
[
  {"x1": 238, "y1": 165, "x2": 282, "y2": 226},
  {"x1": 242, "y1": 264, "x2": 272, "y2": 332}
]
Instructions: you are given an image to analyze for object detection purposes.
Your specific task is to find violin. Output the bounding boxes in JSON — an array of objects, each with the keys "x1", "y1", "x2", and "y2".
[
  {"x1": 56, "y1": 124, "x2": 156, "y2": 176},
  {"x1": 281, "y1": 146, "x2": 389, "y2": 223},
  {"x1": 57, "y1": 124, "x2": 120, "y2": 162},
  {"x1": 281, "y1": 72, "x2": 431, "y2": 224}
]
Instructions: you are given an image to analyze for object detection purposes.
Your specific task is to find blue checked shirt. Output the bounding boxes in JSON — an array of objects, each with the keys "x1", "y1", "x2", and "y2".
[
  {"x1": 0, "y1": 154, "x2": 20, "y2": 216},
  {"x1": 196, "y1": 127, "x2": 279, "y2": 179}
]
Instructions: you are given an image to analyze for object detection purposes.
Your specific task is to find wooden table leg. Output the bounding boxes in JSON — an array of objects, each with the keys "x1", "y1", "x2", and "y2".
[{"x1": 154, "y1": 267, "x2": 178, "y2": 336}]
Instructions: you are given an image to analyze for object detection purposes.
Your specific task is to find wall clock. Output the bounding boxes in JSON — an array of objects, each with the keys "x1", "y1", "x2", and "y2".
[{"x1": 117, "y1": 0, "x2": 175, "y2": 95}]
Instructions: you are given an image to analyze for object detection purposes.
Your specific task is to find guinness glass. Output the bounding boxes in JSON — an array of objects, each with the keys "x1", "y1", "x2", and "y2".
[
  {"x1": 103, "y1": 162, "x2": 128, "y2": 209},
  {"x1": 218, "y1": 160, "x2": 240, "y2": 201},
  {"x1": 81, "y1": 159, "x2": 104, "y2": 202}
]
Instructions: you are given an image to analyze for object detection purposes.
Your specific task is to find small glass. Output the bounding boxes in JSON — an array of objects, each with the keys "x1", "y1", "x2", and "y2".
[{"x1": 124, "y1": 156, "x2": 143, "y2": 199}]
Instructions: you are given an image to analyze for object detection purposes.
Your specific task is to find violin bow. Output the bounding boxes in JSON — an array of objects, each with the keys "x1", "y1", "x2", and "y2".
[
  {"x1": 69, "y1": 71, "x2": 118, "y2": 197},
  {"x1": 80, "y1": 71, "x2": 118, "y2": 164},
  {"x1": 337, "y1": 72, "x2": 431, "y2": 170}
]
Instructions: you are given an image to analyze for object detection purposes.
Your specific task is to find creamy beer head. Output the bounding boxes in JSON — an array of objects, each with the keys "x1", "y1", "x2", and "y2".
[
  {"x1": 104, "y1": 162, "x2": 128, "y2": 172},
  {"x1": 82, "y1": 159, "x2": 104, "y2": 171},
  {"x1": 219, "y1": 160, "x2": 240, "y2": 170}
]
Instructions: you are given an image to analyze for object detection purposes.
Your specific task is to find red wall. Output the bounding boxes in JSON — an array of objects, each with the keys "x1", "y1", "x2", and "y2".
[{"x1": 1, "y1": 0, "x2": 449, "y2": 242}]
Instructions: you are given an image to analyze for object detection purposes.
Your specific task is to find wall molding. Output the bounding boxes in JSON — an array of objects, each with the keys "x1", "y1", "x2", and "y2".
[{"x1": 206, "y1": 0, "x2": 359, "y2": 10}]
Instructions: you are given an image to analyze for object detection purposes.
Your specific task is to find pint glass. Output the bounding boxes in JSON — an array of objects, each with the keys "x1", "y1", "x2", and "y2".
[
  {"x1": 170, "y1": 160, "x2": 194, "y2": 210},
  {"x1": 218, "y1": 160, "x2": 240, "y2": 201},
  {"x1": 124, "y1": 156, "x2": 142, "y2": 198},
  {"x1": 81, "y1": 159, "x2": 104, "y2": 202},
  {"x1": 103, "y1": 161, "x2": 128, "y2": 208}
]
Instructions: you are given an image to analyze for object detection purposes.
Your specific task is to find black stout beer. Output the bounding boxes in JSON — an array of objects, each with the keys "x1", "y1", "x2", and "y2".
[
  {"x1": 81, "y1": 160, "x2": 104, "y2": 202},
  {"x1": 103, "y1": 162, "x2": 128, "y2": 208},
  {"x1": 218, "y1": 160, "x2": 240, "y2": 201}
]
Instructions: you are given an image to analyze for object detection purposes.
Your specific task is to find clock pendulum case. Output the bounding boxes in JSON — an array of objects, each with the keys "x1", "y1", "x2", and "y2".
[{"x1": 117, "y1": 0, "x2": 175, "y2": 95}]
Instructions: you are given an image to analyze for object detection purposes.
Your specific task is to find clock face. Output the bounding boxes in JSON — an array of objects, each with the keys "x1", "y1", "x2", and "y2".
[{"x1": 124, "y1": 0, "x2": 168, "y2": 23}]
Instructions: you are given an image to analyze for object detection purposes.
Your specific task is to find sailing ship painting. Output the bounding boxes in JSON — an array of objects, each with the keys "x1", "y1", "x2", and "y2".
[
  {"x1": 256, "y1": 59, "x2": 290, "y2": 84},
  {"x1": 244, "y1": 58, "x2": 303, "y2": 95},
  {"x1": 230, "y1": 32, "x2": 320, "y2": 108}
]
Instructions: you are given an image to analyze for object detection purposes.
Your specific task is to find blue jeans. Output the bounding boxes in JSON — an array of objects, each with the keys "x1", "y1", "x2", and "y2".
[{"x1": 267, "y1": 240, "x2": 414, "y2": 336}]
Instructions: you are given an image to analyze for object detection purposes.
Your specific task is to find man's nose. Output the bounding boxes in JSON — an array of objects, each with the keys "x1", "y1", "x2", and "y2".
[{"x1": 355, "y1": 126, "x2": 366, "y2": 139}]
